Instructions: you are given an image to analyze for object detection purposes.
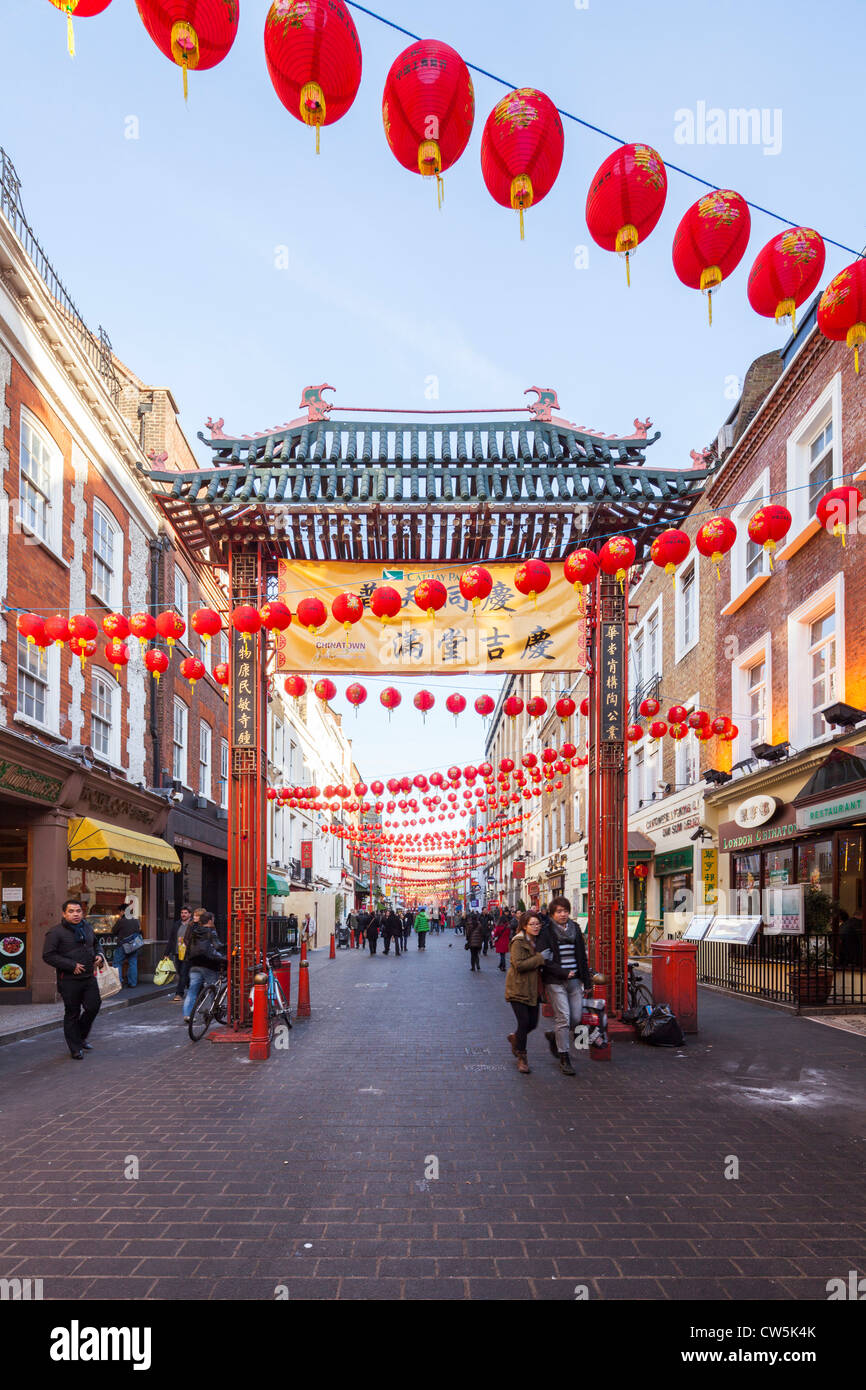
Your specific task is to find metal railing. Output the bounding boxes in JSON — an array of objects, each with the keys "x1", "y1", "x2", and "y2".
[
  {"x1": 630, "y1": 673, "x2": 662, "y2": 724},
  {"x1": 695, "y1": 929, "x2": 866, "y2": 1007},
  {"x1": 0, "y1": 147, "x2": 121, "y2": 402}
]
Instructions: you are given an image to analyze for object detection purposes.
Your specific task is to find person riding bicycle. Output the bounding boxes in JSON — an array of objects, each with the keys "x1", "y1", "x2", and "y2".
[{"x1": 182, "y1": 911, "x2": 226, "y2": 1023}]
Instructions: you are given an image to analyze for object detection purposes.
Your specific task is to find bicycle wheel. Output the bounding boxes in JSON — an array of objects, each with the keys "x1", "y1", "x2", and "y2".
[
  {"x1": 272, "y1": 976, "x2": 293, "y2": 1030},
  {"x1": 214, "y1": 983, "x2": 229, "y2": 1026},
  {"x1": 188, "y1": 986, "x2": 216, "y2": 1042},
  {"x1": 632, "y1": 981, "x2": 653, "y2": 1010}
]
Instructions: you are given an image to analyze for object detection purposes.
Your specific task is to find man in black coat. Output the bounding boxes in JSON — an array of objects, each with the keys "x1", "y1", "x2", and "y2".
[
  {"x1": 365, "y1": 911, "x2": 379, "y2": 955},
  {"x1": 382, "y1": 908, "x2": 402, "y2": 956},
  {"x1": 536, "y1": 896, "x2": 594, "y2": 1077},
  {"x1": 42, "y1": 900, "x2": 106, "y2": 1059},
  {"x1": 402, "y1": 910, "x2": 412, "y2": 951}
]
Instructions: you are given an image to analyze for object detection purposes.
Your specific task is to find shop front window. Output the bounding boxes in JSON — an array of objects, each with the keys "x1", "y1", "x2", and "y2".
[
  {"x1": 798, "y1": 839, "x2": 834, "y2": 936},
  {"x1": 733, "y1": 852, "x2": 761, "y2": 914},
  {"x1": 765, "y1": 848, "x2": 793, "y2": 886},
  {"x1": 662, "y1": 872, "x2": 692, "y2": 917}
]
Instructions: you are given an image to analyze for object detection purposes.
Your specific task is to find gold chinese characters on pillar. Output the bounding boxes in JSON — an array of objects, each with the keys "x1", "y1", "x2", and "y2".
[{"x1": 231, "y1": 629, "x2": 257, "y2": 749}]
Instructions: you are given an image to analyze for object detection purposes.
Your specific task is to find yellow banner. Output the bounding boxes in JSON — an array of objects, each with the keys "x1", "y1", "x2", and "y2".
[
  {"x1": 275, "y1": 562, "x2": 587, "y2": 674},
  {"x1": 701, "y1": 847, "x2": 718, "y2": 905}
]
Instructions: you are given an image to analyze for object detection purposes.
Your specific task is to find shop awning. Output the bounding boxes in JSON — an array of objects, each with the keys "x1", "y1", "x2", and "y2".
[
  {"x1": 67, "y1": 817, "x2": 180, "y2": 872},
  {"x1": 267, "y1": 874, "x2": 291, "y2": 895},
  {"x1": 628, "y1": 830, "x2": 655, "y2": 863}
]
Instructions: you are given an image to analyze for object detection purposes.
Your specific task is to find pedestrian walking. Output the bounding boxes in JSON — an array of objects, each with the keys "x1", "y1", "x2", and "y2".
[
  {"x1": 382, "y1": 908, "x2": 402, "y2": 956},
  {"x1": 112, "y1": 903, "x2": 144, "y2": 989},
  {"x1": 505, "y1": 910, "x2": 546, "y2": 1074},
  {"x1": 414, "y1": 907, "x2": 429, "y2": 950},
  {"x1": 42, "y1": 899, "x2": 107, "y2": 1060},
  {"x1": 536, "y1": 896, "x2": 594, "y2": 1077},
  {"x1": 166, "y1": 905, "x2": 192, "y2": 1002},
  {"x1": 493, "y1": 915, "x2": 511, "y2": 971},
  {"x1": 465, "y1": 913, "x2": 484, "y2": 971},
  {"x1": 366, "y1": 911, "x2": 380, "y2": 955},
  {"x1": 481, "y1": 913, "x2": 492, "y2": 957},
  {"x1": 182, "y1": 911, "x2": 227, "y2": 1022},
  {"x1": 402, "y1": 910, "x2": 412, "y2": 951},
  {"x1": 347, "y1": 908, "x2": 359, "y2": 946}
]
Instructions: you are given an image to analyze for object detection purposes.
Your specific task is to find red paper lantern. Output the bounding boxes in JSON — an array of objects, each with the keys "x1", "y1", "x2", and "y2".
[
  {"x1": 230, "y1": 606, "x2": 261, "y2": 647},
  {"x1": 504, "y1": 696, "x2": 524, "y2": 719},
  {"x1": 191, "y1": 607, "x2": 222, "y2": 643},
  {"x1": 480, "y1": 88, "x2": 564, "y2": 240},
  {"x1": 370, "y1": 585, "x2": 402, "y2": 625},
  {"x1": 380, "y1": 686, "x2": 402, "y2": 714},
  {"x1": 105, "y1": 640, "x2": 129, "y2": 677},
  {"x1": 69, "y1": 637, "x2": 97, "y2": 669},
  {"x1": 213, "y1": 662, "x2": 229, "y2": 687},
  {"x1": 748, "y1": 227, "x2": 826, "y2": 333},
  {"x1": 445, "y1": 693, "x2": 466, "y2": 722},
  {"x1": 696, "y1": 515, "x2": 737, "y2": 577},
  {"x1": 720, "y1": 723, "x2": 738, "y2": 743},
  {"x1": 49, "y1": 0, "x2": 112, "y2": 57},
  {"x1": 672, "y1": 190, "x2": 751, "y2": 325},
  {"x1": 314, "y1": 677, "x2": 337, "y2": 703},
  {"x1": 633, "y1": 862, "x2": 649, "y2": 880},
  {"x1": 414, "y1": 690, "x2": 435, "y2": 721},
  {"x1": 413, "y1": 579, "x2": 447, "y2": 620},
  {"x1": 284, "y1": 674, "x2": 307, "y2": 699},
  {"x1": 44, "y1": 615, "x2": 71, "y2": 647},
  {"x1": 382, "y1": 39, "x2": 475, "y2": 206},
  {"x1": 153, "y1": 610, "x2": 184, "y2": 653},
  {"x1": 129, "y1": 612, "x2": 156, "y2": 651},
  {"x1": 527, "y1": 696, "x2": 547, "y2": 719},
  {"x1": 747, "y1": 506, "x2": 791, "y2": 568},
  {"x1": 563, "y1": 548, "x2": 599, "y2": 609},
  {"x1": 459, "y1": 565, "x2": 493, "y2": 609},
  {"x1": 264, "y1": 0, "x2": 362, "y2": 153},
  {"x1": 266, "y1": 788, "x2": 278, "y2": 802},
  {"x1": 16, "y1": 613, "x2": 46, "y2": 646},
  {"x1": 626, "y1": 723, "x2": 643, "y2": 743},
  {"x1": 260, "y1": 600, "x2": 292, "y2": 633},
  {"x1": 711, "y1": 715, "x2": 732, "y2": 737},
  {"x1": 69, "y1": 614, "x2": 98, "y2": 644},
  {"x1": 513, "y1": 558, "x2": 551, "y2": 604},
  {"x1": 638, "y1": 698, "x2": 659, "y2": 718},
  {"x1": 816, "y1": 486, "x2": 862, "y2": 546},
  {"x1": 555, "y1": 696, "x2": 575, "y2": 721},
  {"x1": 370, "y1": 779, "x2": 384, "y2": 795},
  {"x1": 144, "y1": 647, "x2": 170, "y2": 683},
  {"x1": 134, "y1": 0, "x2": 240, "y2": 101},
  {"x1": 650, "y1": 528, "x2": 691, "y2": 582},
  {"x1": 500, "y1": 758, "x2": 515, "y2": 773},
  {"x1": 667, "y1": 704, "x2": 688, "y2": 725},
  {"x1": 180, "y1": 656, "x2": 205, "y2": 688},
  {"x1": 345, "y1": 681, "x2": 367, "y2": 710},
  {"x1": 818, "y1": 261, "x2": 866, "y2": 374},
  {"x1": 297, "y1": 596, "x2": 328, "y2": 632},
  {"x1": 101, "y1": 612, "x2": 129, "y2": 641},
  {"x1": 694, "y1": 725, "x2": 715, "y2": 742},
  {"x1": 599, "y1": 535, "x2": 636, "y2": 585},
  {"x1": 585, "y1": 142, "x2": 667, "y2": 285},
  {"x1": 474, "y1": 694, "x2": 495, "y2": 718},
  {"x1": 560, "y1": 741, "x2": 577, "y2": 759},
  {"x1": 331, "y1": 592, "x2": 364, "y2": 631},
  {"x1": 687, "y1": 709, "x2": 710, "y2": 730},
  {"x1": 669, "y1": 723, "x2": 688, "y2": 741},
  {"x1": 649, "y1": 720, "x2": 668, "y2": 740}
]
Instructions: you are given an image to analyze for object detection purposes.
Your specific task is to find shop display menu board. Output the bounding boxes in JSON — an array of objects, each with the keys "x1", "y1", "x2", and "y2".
[
  {"x1": 683, "y1": 915, "x2": 715, "y2": 942},
  {"x1": 763, "y1": 883, "x2": 805, "y2": 935},
  {"x1": 706, "y1": 916, "x2": 762, "y2": 946},
  {"x1": 0, "y1": 930, "x2": 26, "y2": 987}
]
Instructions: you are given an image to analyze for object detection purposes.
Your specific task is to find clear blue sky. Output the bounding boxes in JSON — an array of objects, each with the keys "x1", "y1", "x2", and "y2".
[{"x1": 5, "y1": 0, "x2": 864, "y2": 778}]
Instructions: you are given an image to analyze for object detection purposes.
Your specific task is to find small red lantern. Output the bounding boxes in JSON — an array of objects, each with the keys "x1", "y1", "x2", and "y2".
[
  {"x1": 297, "y1": 596, "x2": 328, "y2": 632},
  {"x1": 747, "y1": 506, "x2": 791, "y2": 569},
  {"x1": 49, "y1": 0, "x2": 112, "y2": 57},
  {"x1": 816, "y1": 487, "x2": 862, "y2": 546},
  {"x1": 504, "y1": 696, "x2": 524, "y2": 719},
  {"x1": 650, "y1": 528, "x2": 691, "y2": 583},
  {"x1": 213, "y1": 662, "x2": 229, "y2": 687},
  {"x1": 284, "y1": 674, "x2": 307, "y2": 699},
  {"x1": 314, "y1": 677, "x2": 337, "y2": 704},
  {"x1": 585, "y1": 142, "x2": 667, "y2": 285},
  {"x1": 560, "y1": 742, "x2": 577, "y2": 759},
  {"x1": 474, "y1": 694, "x2": 495, "y2": 718},
  {"x1": 231, "y1": 606, "x2": 261, "y2": 651},
  {"x1": 266, "y1": 787, "x2": 278, "y2": 802},
  {"x1": 69, "y1": 614, "x2": 98, "y2": 644},
  {"x1": 711, "y1": 715, "x2": 732, "y2": 737},
  {"x1": 626, "y1": 723, "x2": 643, "y2": 743},
  {"x1": 414, "y1": 690, "x2": 435, "y2": 722},
  {"x1": 748, "y1": 227, "x2": 826, "y2": 334},
  {"x1": 480, "y1": 88, "x2": 564, "y2": 240},
  {"x1": 370, "y1": 585, "x2": 402, "y2": 625},
  {"x1": 191, "y1": 607, "x2": 222, "y2": 643},
  {"x1": 155, "y1": 610, "x2": 186, "y2": 652},
  {"x1": 44, "y1": 614, "x2": 71, "y2": 647},
  {"x1": 599, "y1": 535, "x2": 636, "y2": 587},
  {"x1": 669, "y1": 723, "x2": 689, "y2": 741},
  {"x1": 144, "y1": 647, "x2": 170, "y2": 683},
  {"x1": 101, "y1": 612, "x2": 129, "y2": 641},
  {"x1": 371, "y1": 779, "x2": 384, "y2": 795},
  {"x1": 513, "y1": 558, "x2": 551, "y2": 605},
  {"x1": 345, "y1": 682, "x2": 367, "y2": 713},
  {"x1": 69, "y1": 637, "x2": 97, "y2": 669},
  {"x1": 563, "y1": 547, "x2": 599, "y2": 610},
  {"x1": 260, "y1": 601, "x2": 292, "y2": 633},
  {"x1": 413, "y1": 579, "x2": 448, "y2": 621},
  {"x1": 720, "y1": 723, "x2": 738, "y2": 743},
  {"x1": 501, "y1": 758, "x2": 515, "y2": 773},
  {"x1": 527, "y1": 696, "x2": 547, "y2": 719},
  {"x1": 380, "y1": 686, "x2": 402, "y2": 717},
  {"x1": 579, "y1": 696, "x2": 590, "y2": 717},
  {"x1": 382, "y1": 39, "x2": 475, "y2": 207},
  {"x1": 264, "y1": 0, "x2": 362, "y2": 154},
  {"x1": 16, "y1": 613, "x2": 46, "y2": 647},
  {"x1": 331, "y1": 592, "x2": 364, "y2": 632},
  {"x1": 459, "y1": 566, "x2": 493, "y2": 610},
  {"x1": 129, "y1": 612, "x2": 156, "y2": 652},
  {"x1": 633, "y1": 862, "x2": 649, "y2": 880},
  {"x1": 818, "y1": 261, "x2": 866, "y2": 374},
  {"x1": 694, "y1": 725, "x2": 715, "y2": 743},
  {"x1": 520, "y1": 754, "x2": 536, "y2": 769},
  {"x1": 180, "y1": 656, "x2": 205, "y2": 689},
  {"x1": 105, "y1": 640, "x2": 129, "y2": 677},
  {"x1": 687, "y1": 709, "x2": 710, "y2": 730},
  {"x1": 667, "y1": 704, "x2": 688, "y2": 725},
  {"x1": 134, "y1": 0, "x2": 240, "y2": 102},
  {"x1": 672, "y1": 189, "x2": 751, "y2": 325},
  {"x1": 649, "y1": 720, "x2": 668, "y2": 740},
  {"x1": 445, "y1": 693, "x2": 466, "y2": 723},
  {"x1": 696, "y1": 515, "x2": 737, "y2": 578},
  {"x1": 555, "y1": 696, "x2": 575, "y2": 721}
]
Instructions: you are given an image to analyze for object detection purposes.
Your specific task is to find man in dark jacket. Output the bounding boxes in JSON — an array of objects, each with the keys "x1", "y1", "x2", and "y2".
[
  {"x1": 365, "y1": 911, "x2": 379, "y2": 955},
  {"x1": 382, "y1": 909, "x2": 402, "y2": 956},
  {"x1": 42, "y1": 900, "x2": 106, "y2": 1059},
  {"x1": 166, "y1": 905, "x2": 192, "y2": 1002},
  {"x1": 402, "y1": 911, "x2": 412, "y2": 951},
  {"x1": 182, "y1": 911, "x2": 226, "y2": 1021},
  {"x1": 536, "y1": 896, "x2": 593, "y2": 1076}
]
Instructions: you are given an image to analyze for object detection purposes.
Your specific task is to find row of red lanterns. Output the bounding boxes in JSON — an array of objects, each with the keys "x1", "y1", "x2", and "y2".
[{"x1": 628, "y1": 701, "x2": 737, "y2": 744}]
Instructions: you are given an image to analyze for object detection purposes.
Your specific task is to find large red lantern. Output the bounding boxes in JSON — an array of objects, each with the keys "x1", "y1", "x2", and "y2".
[
  {"x1": 44, "y1": 615, "x2": 71, "y2": 647},
  {"x1": 314, "y1": 677, "x2": 337, "y2": 704},
  {"x1": 284, "y1": 674, "x2": 307, "y2": 699},
  {"x1": 382, "y1": 40, "x2": 475, "y2": 207},
  {"x1": 446, "y1": 693, "x2": 466, "y2": 724},
  {"x1": 459, "y1": 566, "x2": 493, "y2": 610},
  {"x1": 153, "y1": 610, "x2": 184, "y2": 653},
  {"x1": 599, "y1": 535, "x2": 636, "y2": 586},
  {"x1": 669, "y1": 723, "x2": 688, "y2": 741},
  {"x1": 370, "y1": 585, "x2": 402, "y2": 625},
  {"x1": 134, "y1": 0, "x2": 240, "y2": 100},
  {"x1": 638, "y1": 697, "x2": 660, "y2": 718},
  {"x1": 297, "y1": 596, "x2": 328, "y2": 632},
  {"x1": 346, "y1": 682, "x2": 367, "y2": 713},
  {"x1": 672, "y1": 190, "x2": 751, "y2": 325},
  {"x1": 650, "y1": 528, "x2": 691, "y2": 583},
  {"x1": 667, "y1": 704, "x2": 688, "y2": 725},
  {"x1": 213, "y1": 662, "x2": 229, "y2": 687},
  {"x1": 513, "y1": 559, "x2": 551, "y2": 605},
  {"x1": 49, "y1": 0, "x2": 112, "y2": 57},
  {"x1": 696, "y1": 515, "x2": 737, "y2": 578},
  {"x1": 711, "y1": 715, "x2": 732, "y2": 737},
  {"x1": 191, "y1": 607, "x2": 222, "y2": 643},
  {"x1": 585, "y1": 143, "x2": 667, "y2": 285},
  {"x1": 747, "y1": 506, "x2": 791, "y2": 569},
  {"x1": 260, "y1": 600, "x2": 292, "y2": 633},
  {"x1": 69, "y1": 637, "x2": 97, "y2": 670},
  {"x1": 555, "y1": 696, "x2": 575, "y2": 721},
  {"x1": 16, "y1": 613, "x2": 46, "y2": 647},
  {"x1": 380, "y1": 686, "x2": 401, "y2": 716},
  {"x1": 264, "y1": 0, "x2": 362, "y2": 153},
  {"x1": 816, "y1": 486, "x2": 862, "y2": 546},
  {"x1": 180, "y1": 656, "x2": 206, "y2": 688},
  {"x1": 818, "y1": 261, "x2": 866, "y2": 374},
  {"x1": 687, "y1": 709, "x2": 710, "y2": 730},
  {"x1": 69, "y1": 614, "x2": 98, "y2": 644},
  {"x1": 504, "y1": 696, "x2": 524, "y2": 719},
  {"x1": 331, "y1": 591, "x2": 364, "y2": 631},
  {"x1": 129, "y1": 612, "x2": 156, "y2": 652},
  {"x1": 649, "y1": 720, "x2": 668, "y2": 740},
  {"x1": 105, "y1": 640, "x2": 130, "y2": 678},
  {"x1": 101, "y1": 612, "x2": 129, "y2": 642},
  {"x1": 474, "y1": 694, "x2": 495, "y2": 718},
  {"x1": 563, "y1": 548, "x2": 599, "y2": 606},
  {"x1": 480, "y1": 88, "x2": 564, "y2": 241},
  {"x1": 747, "y1": 227, "x2": 825, "y2": 333},
  {"x1": 720, "y1": 723, "x2": 738, "y2": 743},
  {"x1": 414, "y1": 690, "x2": 435, "y2": 722},
  {"x1": 527, "y1": 696, "x2": 547, "y2": 719},
  {"x1": 144, "y1": 647, "x2": 170, "y2": 683},
  {"x1": 626, "y1": 723, "x2": 643, "y2": 743},
  {"x1": 413, "y1": 579, "x2": 447, "y2": 621},
  {"x1": 231, "y1": 604, "x2": 261, "y2": 653}
]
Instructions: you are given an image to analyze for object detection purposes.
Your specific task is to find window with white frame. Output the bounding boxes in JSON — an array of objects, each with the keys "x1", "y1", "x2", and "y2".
[
  {"x1": 675, "y1": 558, "x2": 698, "y2": 659},
  {"x1": 675, "y1": 695, "x2": 700, "y2": 790},
  {"x1": 630, "y1": 631, "x2": 644, "y2": 697},
  {"x1": 786, "y1": 375, "x2": 842, "y2": 537},
  {"x1": 199, "y1": 720, "x2": 212, "y2": 799},
  {"x1": 17, "y1": 633, "x2": 49, "y2": 725},
  {"x1": 19, "y1": 410, "x2": 61, "y2": 550},
  {"x1": 91, "y1": 669, "x2": 120, "y2": 764},
  {"x1": 173, "y1": 567, "x2": 189, "y2": 634},
  {"x1": 807, "y1": 613, "x2": 837, "y2": 738},
  {"x1": 172, "y1": 698, "x2": 188, "y2": 784},
  {"x1": 630, "y1": 747, "x2": 644, "y2": 811},
  {"x1": 220, "y1": 739, "x2": 229, "y2": 808},
  {"x1": 787, "y1": 578, "x2": 843, "y2": 748},
  {"x1": 559, "y1": 801, "x2": 566, "y2": 848},
  {"x1": 92, "y1": 503, "x2": 122, "y2": 609},
  {"x1": 646, "y1": 607, "x2": 661, "y2": 679},
  {"x1": 807, "y1": 421, "x2": 834, "y2": 517},
  {"x1": 731, "y1": 470, "x2": 770, "y2": 600},
  {"x1": 644, "y1": 741, "x2": 661, "y2": 803}
]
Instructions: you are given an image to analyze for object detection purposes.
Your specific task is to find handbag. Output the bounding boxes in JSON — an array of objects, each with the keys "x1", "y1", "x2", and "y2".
[
  {"x1": 95, "y1": 960, "x2": 122, "y2": 999},
  {"x1": 153, "y1": 955, "x2": 176, "y2": 986},
  {"x1": 121, "y1": 933, "x2": 144, "y2": 955}
]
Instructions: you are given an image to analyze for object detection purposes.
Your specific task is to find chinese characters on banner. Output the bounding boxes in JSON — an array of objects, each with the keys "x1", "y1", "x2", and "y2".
[
  {"x1": 601, "y1": 622, "x2": 624, "y2": 742},
  {"x1": 231, "y1": 629, "x2": 257, "y2": 750},
  {"x1": 701, "y1": 847, "x2": 718, "y2": 905},
  {"x1": 300, "y1": 840, "x2": 313, "y2": 869},
  {"x1": 275, "y1": 562, "x2": 587, "y2": 674}
]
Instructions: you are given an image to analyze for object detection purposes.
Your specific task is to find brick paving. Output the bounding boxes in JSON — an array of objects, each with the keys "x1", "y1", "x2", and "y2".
[{"x1": 1, "y1": 932, "x2": 865, "y2": 1301}]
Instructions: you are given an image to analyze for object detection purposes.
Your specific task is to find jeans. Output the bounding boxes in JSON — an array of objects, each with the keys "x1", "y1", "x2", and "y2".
[
  {"x1": 498, "y1": 953, "x2": 507, "y2": 971},
  {"x1": 383, "y1": 932, "x2": 400, "y2": 955},
  {"x1": 114, "y1": 945, "x2": 138, "y2": 988},
  {"x1": 509, "y1": 1000, "x2": 539, "y2": 1051},
  {"x1": 402, "y1": 929, "x2": 410, "y2": 948},
  {"x1": 545, "y1": 978, "x2": 585, "y2": 1054},
  {"x1": 58, "y1": 975, "x2": 101, "y2": 1053},
  {"x1": 469, "y1": 946, "x2": 481, "y2": 970},
  {"x1": 183, "y1": 965, "x2": 219, "y2": 1018}
]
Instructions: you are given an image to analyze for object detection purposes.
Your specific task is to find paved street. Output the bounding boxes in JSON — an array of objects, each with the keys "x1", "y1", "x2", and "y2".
[{"x1": 1, "y1": 934, "x2": 865, "y2": 1302}]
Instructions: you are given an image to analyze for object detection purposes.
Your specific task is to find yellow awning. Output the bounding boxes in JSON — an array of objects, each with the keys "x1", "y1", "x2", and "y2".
[{"x1": 67, "y1": 817, "x2": 181, "y2": 873}]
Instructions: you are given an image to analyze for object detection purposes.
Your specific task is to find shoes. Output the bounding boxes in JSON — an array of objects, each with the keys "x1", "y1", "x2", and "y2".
[
  {"x1": 172, "y1": 996, "x2": 183, "y2": 1003},
  {"x1": 506, "y1": 1032, "x2": 519, "y2": 1057},
  {"x1": 516, "y1": 1051, "x2": 531, "y2": 1074},
  {"x1": 558, "y1": 1052, "x2": 576, "y2": 1076},
  {"x1": 182, "y1": 1016, "x2": 191, "y2": 1023},
  {"x1": 545, "y1": 1030, "x2": 559, "y2": 1058},
  {"x1": 70, "y1": 1051, "x2": 84, "y2": 1060},
  {"x1": 81, "y1": 1042, "x2": 93, "y2": 1050}
]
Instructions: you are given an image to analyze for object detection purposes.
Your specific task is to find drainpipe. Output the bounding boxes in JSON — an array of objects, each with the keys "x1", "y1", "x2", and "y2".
[{"x1": 149, "y1": 532, "x2": 172, "y2": 937}]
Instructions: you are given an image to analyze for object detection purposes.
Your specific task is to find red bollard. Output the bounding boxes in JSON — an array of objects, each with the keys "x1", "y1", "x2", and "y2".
[
  {"x1": 249, "y1": 972, "x2": 270, "y2": 1061},
  {"x1": 329, "y1": 932, "x2": 336, "y2": 960},
  {"x1": 296, "y1": 939, "x2": 311, "y2": 1018}
]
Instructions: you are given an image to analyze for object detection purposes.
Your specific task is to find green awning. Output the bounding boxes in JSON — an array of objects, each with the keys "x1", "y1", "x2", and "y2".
[
  {"x1": 654, "y1": 848, "x2": 693, "y2": 876},
  {"x1": 267, "y1": 874, "x2": 291, "y2": 896}
]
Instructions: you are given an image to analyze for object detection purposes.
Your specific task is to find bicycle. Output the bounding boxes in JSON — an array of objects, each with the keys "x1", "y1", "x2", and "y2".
[
  {"x1": 188, "y1": 970, "x2": 228, "y2": 1042},
  {"x1": 264, "y1": 951, "x2": 293, "y2": 1039},
  {"x1": 627, "y1": 961, "x2": 653, "y2": 1012}
]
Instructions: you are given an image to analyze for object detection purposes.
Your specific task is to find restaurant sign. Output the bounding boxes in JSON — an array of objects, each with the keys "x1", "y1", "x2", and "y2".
[
  {"x1": 734, "y1": 794, "x2": 781, "y2": 830},
  {"x1": 718, "y1": 804, "x2": 798, "y2": 853},
  {"x1": 796, "y1": 792, "x2": 866, "y2": 830},
  {"x1": 0, "y1": 758, "x2": 63, "y2": 805}
]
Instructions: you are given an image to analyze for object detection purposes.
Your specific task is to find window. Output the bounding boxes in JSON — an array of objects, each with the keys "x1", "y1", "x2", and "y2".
[
  {"x1": 675, "y1": 694, "x2": 699, "y2": 790},
  {"x1": 808, "y1": 421, "x2": 834, "y2": 517},
  {"x1": 787, "y1": 578, "x2": 844, "y2": 749},
  {"x1": 808, "y1": 612, "x2": 837, "y2": 739},
  {"x1": 744, "y1": 497, "x2": 765, "y2": 585},
  {"x1": 91, "y1": 670, "x2": 120, "y2": 764},
  {"x1": 646, "y1": 609, "x2": 660, "y2": 679},
  {"x1": 732, "y1": 634, "x2": 772, "y2": 765},
  {"x1": 92, "y1": 503, "x2": 122, "y2": 609},
  {"x1": 785, "y1": 375, "x2": 843, "y2": 541},
  {"x1": 630, "y1": 632, "x2": 644, "y2": 697},
  {"x1": 17, "y1": 634, "x2": 49, "y2": 725},
  {"x1": 731, "y1": 470, "x2": 770, "y2": 602},
  {"x1": 172, "y1": 698, "x2": 188, "y2": 784},
  {"x1": 199, "y1": 720, "x2": 212, "y2": 799},
  {"x1": 675, "y1": 558, "x2": 698, "y2": 659},
  {"x1": 19, "y1": 411, "x2": 61, "y2": 550},
  {"x1": 173, "y1": 567, "x2": 189, "y2": 633},
  {"x1": 559, "y1": 801, "x2": 566, "y2": 848},
  {"x1": 630, "y1": 747, "x2": 644, "y2": 811},
  {"x1": 644, "y1": 742, "x2": 661, "y2": 803},
  {"x1": 220, "y1": 740, "x2": 229, "y2": 809},
  {"x1": 746, "y1": 661, "x2": 767, "y2": 748}
]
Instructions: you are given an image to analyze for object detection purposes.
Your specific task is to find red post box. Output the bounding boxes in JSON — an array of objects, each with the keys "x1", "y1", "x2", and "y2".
[{"x1": 651, "y1": 940, "x2": 698, "y2": 1033}]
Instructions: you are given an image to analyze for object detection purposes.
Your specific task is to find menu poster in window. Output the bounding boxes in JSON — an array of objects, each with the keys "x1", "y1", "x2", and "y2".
[
  {"x1": 706, "y1": 916, "x2": 762, "y2": 945},
  {"x1": 0, "y1": 931, "x2": 26, "y2": 987},
  {"x1": 683, "y1": 915, "x2": 715, "y2": 942},
  {"x1": 763, "y1": 882, "x2": 805, "y2": 936}
]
